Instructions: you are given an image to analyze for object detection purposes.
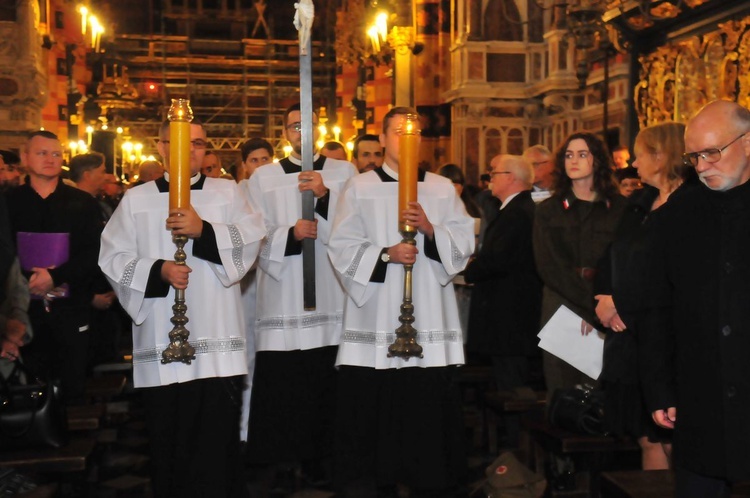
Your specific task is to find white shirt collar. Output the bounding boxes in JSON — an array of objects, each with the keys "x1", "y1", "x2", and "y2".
[
  {"x1": 163, "y1": 171, "x2": 201, "y2": 185},
  {"x1": 382, "y1": 162, "x2": 398, "y2": 180},
  {"x1": 500, "y1": 191, "x2": 521, "y2": 210},
  {"x1": 286, "y1": 153, "x2": 321, "y2": 165}
]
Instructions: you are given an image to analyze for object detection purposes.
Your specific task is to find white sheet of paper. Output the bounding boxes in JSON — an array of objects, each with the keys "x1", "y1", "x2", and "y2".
[{"x1": 537, "y1": 305, "x2": 605, "y2": 380}]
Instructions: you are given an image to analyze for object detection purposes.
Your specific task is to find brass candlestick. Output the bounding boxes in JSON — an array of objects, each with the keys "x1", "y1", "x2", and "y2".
[
  {"x1": 161, "y1": 234, "x2": 196, "y2": 364},
  {"x1": 388, "y1": 112, "x2": 423, "y2": 360},
  {"x1": 387, "y1": 228, "x2": 423, "y2": 360},
  {"x1": 161, "y1": 98, "x2": 196, "y2": 365}
]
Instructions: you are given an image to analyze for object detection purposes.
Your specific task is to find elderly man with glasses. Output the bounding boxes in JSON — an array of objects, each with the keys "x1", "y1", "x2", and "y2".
[{"x1": 641, "y1": 100, "x2": 750, "y2": 497}]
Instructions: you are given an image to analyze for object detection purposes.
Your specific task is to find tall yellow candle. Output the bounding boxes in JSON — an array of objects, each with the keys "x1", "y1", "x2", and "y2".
[
  {"x1": 398, "y1": 114, "x2": 420, "y2": 232},
  {"x1": 167, "y1": 99, "x2": 193, "y2": 210}
]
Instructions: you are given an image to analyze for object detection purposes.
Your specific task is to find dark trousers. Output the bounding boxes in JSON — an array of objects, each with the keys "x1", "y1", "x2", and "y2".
[
  {"x1": 143, "y1": 376, "x2": 249, "y2": 498},
  {"x1": 245, "y1": 346, "x2": 338, "y2": 464},
  {"x1": 675, "y1": 467, "x2": 730, "y2": 498},
  {"x1": 24, "y1": 302, "x2": 89, "y2": 404},
  {"x1": 334, "y1": 366, "x2": 467, "y2": 495}
]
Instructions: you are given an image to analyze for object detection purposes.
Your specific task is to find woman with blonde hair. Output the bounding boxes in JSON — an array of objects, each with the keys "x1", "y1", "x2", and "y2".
[{"x1": 594, "y1": 121, "x2": 697, "y2": 469}]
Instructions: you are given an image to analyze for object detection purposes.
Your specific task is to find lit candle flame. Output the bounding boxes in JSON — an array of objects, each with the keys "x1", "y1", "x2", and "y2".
[{"x1": 79, "y1": 5, "x2": 88, "y2": 35}]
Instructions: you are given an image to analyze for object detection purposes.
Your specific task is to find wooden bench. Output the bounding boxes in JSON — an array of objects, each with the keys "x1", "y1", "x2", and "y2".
[
  {"x1": 525, "y1": 417, "x2": 639, "y2": 456},
  {"x1": 601, "y1": 470, "x2": 750, "y2": 498},
  {"x1": 84, "y1": 374, "x2": 126, "y2": 401},
  {"x1": 484, "y1": 390, "x2": 546, "y2": 454},
  {"x1": 66, "y1": 404, "x2": 105, "y2": 432},
  {"x1": 0, "y1": 438, "x2": 96, "y2": 473},
  {"x1": 523, "y1": 415, "x2": 640, "y2": 497},
  {"x1": 485, "y1": 390, "x2": 546, "y2": 414},
  {"x1": 459, "y1": 366, "x2": 496, "y2": 451},
  {"x1": 600, "y1": 470, "x2": 673, "y2": 498},
  {"x1": 15, "y1": 483, "x2": 57, "y2": 497}
]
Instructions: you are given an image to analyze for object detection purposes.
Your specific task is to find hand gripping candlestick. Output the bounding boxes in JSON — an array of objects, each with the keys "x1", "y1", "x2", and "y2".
[
  {"x1": 162, "y1": 98, "x2": 196, "y2": 365},
  {"x1": 388, "y1": 113, "x2": 423, "y2": 360}
]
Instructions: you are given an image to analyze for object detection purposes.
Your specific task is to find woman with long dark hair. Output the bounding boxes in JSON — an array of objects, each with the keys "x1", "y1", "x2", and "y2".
[{"x1": 533, "y1": 132, "x2": 626, "y2": 393}]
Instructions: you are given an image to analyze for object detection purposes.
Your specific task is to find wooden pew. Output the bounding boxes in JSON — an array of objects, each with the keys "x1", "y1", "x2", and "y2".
[
  {"x1": 600, "y1": 470, "x2": 673, "y2": 498},
  {"x1": 459, "y1": 366, "x2": 495, "y2": 450},
  {"x1": 523, "y1": 415, "x2": 640, "y2": 497},
  {"x1": 84, "y1": 374, "x2": 126, "y2": 402},
  {"x1": 0, "y1": 438, "x2": 96, "y2": 473},
  {"x1": 601, "y1": 470, "x2": 750, "y2": 498},
  {"x1": 484, "y1": 389, "x2": 546, "y2": 455},
  {"x1": 66, "y1": 404, "x2": 104, "y2": 432}
]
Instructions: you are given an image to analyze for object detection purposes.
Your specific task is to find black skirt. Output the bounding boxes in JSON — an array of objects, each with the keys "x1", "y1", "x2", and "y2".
[
  {"x1": 245, "y1": 346, "x2": 338, "y2": 464},
  {"x1": 603, "y1": 379, "x2": 672, "y2": 443},
  {"x1": 334, "y1": 365, "x2": 467, "y2": 492}
]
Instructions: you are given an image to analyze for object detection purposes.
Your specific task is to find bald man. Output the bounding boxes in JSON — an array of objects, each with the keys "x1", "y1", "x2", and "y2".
[
  {"x1": 464, "y1": 155, "x2": 541, "y2": 447},
  {"x1": 641, "y1": 100, "x2": 750, "y2": 496}
]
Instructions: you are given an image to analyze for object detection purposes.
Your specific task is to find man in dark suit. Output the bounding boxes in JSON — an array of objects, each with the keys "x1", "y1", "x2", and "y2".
[
  {"x1": 464, "y1": 154, "x2": 542, "y2": 446},
  {"x1": 6, "y1": 131, "x2": 102, "y2": 405},
  {"x1": 641, "y1": 100, "x2": 750, "y2": 497}
]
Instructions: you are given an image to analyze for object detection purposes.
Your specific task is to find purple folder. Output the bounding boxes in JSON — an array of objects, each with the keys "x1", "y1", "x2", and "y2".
[{"x1": 17, "y1": 232, "x2": 70, "y2": 299}]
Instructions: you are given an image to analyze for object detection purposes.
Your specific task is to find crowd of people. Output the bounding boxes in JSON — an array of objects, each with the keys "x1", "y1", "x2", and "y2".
[{"x1": 1, "y1": 99, "x2": 750, "y2": 497}]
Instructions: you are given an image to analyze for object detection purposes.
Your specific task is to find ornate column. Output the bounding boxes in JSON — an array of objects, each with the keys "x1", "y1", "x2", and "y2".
[{"x1": 0, "y1": 0, "x2": 47, "y2": 146}]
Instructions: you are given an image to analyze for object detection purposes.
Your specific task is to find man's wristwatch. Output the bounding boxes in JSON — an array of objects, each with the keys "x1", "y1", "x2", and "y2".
[{"x1": 380, "y1": 250, "x2": 390, "y2": 263}]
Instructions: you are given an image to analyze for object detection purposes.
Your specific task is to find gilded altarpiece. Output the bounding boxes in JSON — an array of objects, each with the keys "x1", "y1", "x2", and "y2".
[{"x1": 636, "y1": 16, "x2": 750, "y2": 128}]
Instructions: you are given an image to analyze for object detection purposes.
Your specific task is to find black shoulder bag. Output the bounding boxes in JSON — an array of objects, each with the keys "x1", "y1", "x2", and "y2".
[
  {"x1": 0, "y1": 360, "x2": 69, "y2": 449},
  {"x1": 548, "y1": 384, "x2": 608, "y2": 436}
]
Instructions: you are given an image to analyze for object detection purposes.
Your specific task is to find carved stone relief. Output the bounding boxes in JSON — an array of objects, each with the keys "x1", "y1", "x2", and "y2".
[{"x1": 0, "y1": 0, "x2": 48, "y2": 135}]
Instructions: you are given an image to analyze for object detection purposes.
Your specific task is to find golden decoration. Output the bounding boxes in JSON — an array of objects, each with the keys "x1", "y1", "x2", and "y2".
[{"x1": 635, "y1": 14, "x2": 750, "y2": 128}]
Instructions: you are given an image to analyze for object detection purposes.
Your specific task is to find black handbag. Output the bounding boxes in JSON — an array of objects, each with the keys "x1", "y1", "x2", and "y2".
[
  {"x1": 0, "y1": 360, "x2": 69, "y2": 449},
  {"x1": 548, "y1": 384, "x2": 608, "y2": 436}
]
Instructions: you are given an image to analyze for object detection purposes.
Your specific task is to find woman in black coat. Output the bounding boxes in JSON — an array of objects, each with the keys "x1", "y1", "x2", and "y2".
[{"x1": 594, "y1": 122, "x2": 696, "y2": 469}]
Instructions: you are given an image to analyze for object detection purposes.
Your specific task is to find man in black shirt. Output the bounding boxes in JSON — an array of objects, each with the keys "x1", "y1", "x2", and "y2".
[{"x1": 6, "y1": 131, "x2": 102, "y2": 404}]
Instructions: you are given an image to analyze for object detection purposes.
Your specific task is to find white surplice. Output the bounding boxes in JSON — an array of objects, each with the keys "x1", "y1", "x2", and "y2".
[
  {"x1": 328, "y1": 164, "x2": 475, "y2": 369},
  {"x1": 240, "y1": 156, "x2": 357, "y2": 351},
  {"x1": 99, "y1": 175, "x2": 265, "y2": 388}
]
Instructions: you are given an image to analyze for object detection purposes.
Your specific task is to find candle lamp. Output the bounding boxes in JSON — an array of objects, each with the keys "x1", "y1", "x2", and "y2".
[
  {"x1": 79, "y1": 6, "x2": 88, "y2": 35},
  {"x1": 161, "y1": 98, "x2": 196, "y2": 365},
  {"x1": 388, "y1": 112, "x2": 423, "y2": 360}
]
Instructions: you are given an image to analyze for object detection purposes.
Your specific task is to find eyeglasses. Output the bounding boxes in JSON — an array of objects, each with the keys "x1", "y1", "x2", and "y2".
[
  {"x1": 160, "y1": 139, "x2": 208, "y2": 149},
  {"x1": 489, "y1": 171, "x2": 511, "y2": 177},
  {"x1": 564, "y1": 151, "x2": 591, "y2": 160},
  {"x1": 682, "y1": 132, "x2": 747, "y2": 167}
]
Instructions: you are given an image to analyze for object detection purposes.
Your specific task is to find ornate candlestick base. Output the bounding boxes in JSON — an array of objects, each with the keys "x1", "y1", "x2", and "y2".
[
  {"x1": 387, "y1": 229, "x2": 423, "y2": 360},
  {"x1": 161, "y1": 234, "x2": 196, "y2": 364}
]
